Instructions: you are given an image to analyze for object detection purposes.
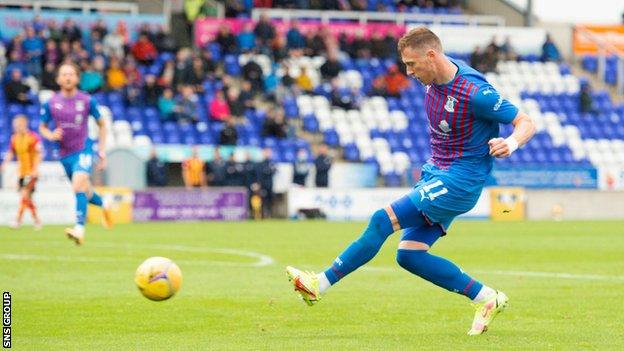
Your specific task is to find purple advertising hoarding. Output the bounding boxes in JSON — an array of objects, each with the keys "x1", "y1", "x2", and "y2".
[{"x1": 133, "y1": 188, "x2": 248, "y2": 222}]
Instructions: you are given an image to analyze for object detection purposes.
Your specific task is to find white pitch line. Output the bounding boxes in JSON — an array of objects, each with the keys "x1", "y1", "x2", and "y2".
[
  {"x1": 0, "y1": 244, "x2": 275, "y2": 268},
  {"x1": 362, "y1": 266, "x2": 624, "y2": 282}
]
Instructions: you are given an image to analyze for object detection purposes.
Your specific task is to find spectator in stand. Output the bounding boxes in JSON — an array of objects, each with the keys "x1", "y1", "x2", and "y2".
[
  {"x1": 106, "y1": 56, "x2": 127, "y2": 90},
  {"x1": 131, "y1": 34, "x2": 158, "y2": 65},
  {"x1": 41, "y1": 62, "x2": 59, "y2": 90},
  {"x1": 174, "y1": 84, "x2": 200, "y2": 124},
  {"x1": 470, "y1": 45, "x2": 486, "y2": 73},
  {"x1": 79, "y1": 59, "x2": 104, "y2": 93},
  {"x1": 482, "y1": 44, "x2": 499, "y2": 73},
  {"x1": 369, "y1": 75, "x2": 387, "y2": 96},
  {"x1": 304, "y1": 31, "x2": 325, "y2": 57},
  {"x1": 216, "y1": 24, "x2": 237, "y2": 55},
  {"x1": 257, "y1": 148, "x2": 276, "y2": 218},
  {"x1": 542, "y1": 33, "x2": 561, "y2": 62},
  {"x1": 22, "y1": 26, "x2": 44, "y2": 79},
  {"x1": 44, "y1": 39, "x2": 60, "y2": 67},
  {"x1": 173, "y1": 49, "x2": 193, "y2": 88},
  {"x1": 262, "y1": 108, "x2": 287, "y2": 139},
  {"x1": 206, "y1": 149, "x2": 226, "y2": 186},
  {"x1": 158, "y1": 59, "x2": 175, "y2": 87},
  {"x1": 103, "y1": 24, "x2": 126, "y2": 58},
  {"x1": 314, "y1": 143, "x2": 332, "y2": 188},
  {"x1": 5, "y1": 50, "x2": 26, "y2": 78},
  {"x1": 383, "y1": 32, "x2": 398, "y2": 60},
  {"x1": 226, "y1": 87, "x2": 246, "y2": 118},
  {"x1": 320, "y1": 51, "x2": 342, "y2": 81},
  {"x1": 209, "y1": 89, "x2": 231, "y2": 122},
  {"x1": 158, "y1": 87, "x2": 176, "y2": 121},
  {"x1": 239, "y1": 80, "x2": 256, "y2": 109},
  {"x1": 4, "y1": 69, "x2": 31, "y2": 105},
  {"x1": 500, "y1": 36, "x2": 517, "y2": 61},
  {"x1": 254, "y1": 13, "x2": 277, "y2": 53},
  {"x1": 61, "y1": 18, "x2": 82, "y2": 43},
  {"x1": 58, "y1": 39, "x2": 72, "y2": 62},
  {"x1": 125, "y1": 58, "x2": 142, "y2": 85},
  {"x1": 154, "y1": 25, "x2": 177, "y2": 53},
  {"x1": 182, "y1": 146, "x2": 206, "y2": 189},
  {"x1": 219, "y1": 118, "x2": 238, "y2": 146},
  {"x1": 224, "y1": 0, "x2": 247, "y2": 18},
  {"x1": 296, "y1": 66, "x2": 313, "y2": 92},
  {"x1": 146, "y1": 148, "x2": 167, "y2": 187},
  {"x1": 370, "y1": 32, "x2": 386, "y2": 59},
  {"x1": 292, "y1": 148, "x2": 311, "y2": 186},
  {"x1": 237, "y1": 22, "x2": 257, "y2": 52},
  {"x1": 47, "y1": 19, "x2": 62, "y2": 42},
  {"x1": 7, "y1": 34, "x2": 25, "y2": 62},
  {"x1": 286, "y1": 20, "x2": 306, "y2": 52},
  {"x1": 272, "y1": 35, "x2": 289, "y2": 63},
  {"x1": 242, "y1": 58, "x2": 264, "y2": 92},
  {"x1": 91, "y1": 19, "x2": 108, "y2": 40},
  {"x1": 200, "y1": 49, "x2": 217, "y2": 79},
  {"x1": 143, "y1": 74, "x2": 161, "y2": 106},
  {"x1": 351, "y1": 30, "x2": 371, "y2": 59},
  {"x1": 384, "y1": 64, "x2": 409, "y2": 97},
  {"x1": 580, "y1": 83, "x2": 596, "y2": 114},
  {"x1": 189, "y1": 56, "x2": 207, "y2": 92}
]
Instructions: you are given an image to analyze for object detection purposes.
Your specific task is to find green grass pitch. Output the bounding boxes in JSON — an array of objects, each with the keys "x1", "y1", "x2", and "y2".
[{"x1": 1, "y1": 220, "x2": 623, "y2": 350}]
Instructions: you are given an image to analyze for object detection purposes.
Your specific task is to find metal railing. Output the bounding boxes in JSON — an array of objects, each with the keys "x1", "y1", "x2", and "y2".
[
  {"x1": 575, "y1": 25, "x2": 624, "y2": 95},
  {"x1": 0, "y1": 0, "x2": 139, "y2": 15},
  {"x1": 251, "y1": 8, "x2": 505, "y2": 26}
]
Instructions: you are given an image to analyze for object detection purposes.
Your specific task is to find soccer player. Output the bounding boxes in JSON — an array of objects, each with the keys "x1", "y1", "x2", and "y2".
[
  {"x1": 1, "y1": 115, "x2": 42, "y2": 230},
  {"x1": 182, "y1": 146, "x2": 207, "y2": 189},
  {"x1": 39, "y1": 62, "x2": 112, "y2": 245},
  {"x1": 286, "y1": 28, "x2": 536, "y2": 335}
]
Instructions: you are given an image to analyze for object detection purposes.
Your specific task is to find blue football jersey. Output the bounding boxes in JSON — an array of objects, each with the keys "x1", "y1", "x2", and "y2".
[{"x1": 421, "y1": 57, "x2": 518, "y2": 197}]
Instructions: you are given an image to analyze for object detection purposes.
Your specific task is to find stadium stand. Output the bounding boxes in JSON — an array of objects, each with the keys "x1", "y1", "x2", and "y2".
[{"x1": 0, "y1": 2, "x2": 623, "y2": 188}]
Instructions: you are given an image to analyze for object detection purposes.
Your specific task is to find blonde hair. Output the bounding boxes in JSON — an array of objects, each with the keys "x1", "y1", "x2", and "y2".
[{"x1": 397, "y1": 27, "x2": 443, "y2": 54}]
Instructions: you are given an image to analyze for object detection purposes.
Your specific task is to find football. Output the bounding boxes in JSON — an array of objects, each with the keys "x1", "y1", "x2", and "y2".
[{"x1": 134, "y1": 257, "x2": 182, "y2": 301}]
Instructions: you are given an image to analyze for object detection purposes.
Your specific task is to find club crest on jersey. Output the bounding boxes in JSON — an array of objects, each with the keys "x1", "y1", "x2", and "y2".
[
  {"x1": 76, "y1": 101, "x2": 85, "y2": 112},
  {"x1": 75, "y1": 114, "x2": 83, "y2": 124},
  {"x1": 439, "y1": 120, "x2": 451, "y2": 133},
  {"x1": 444, "y1": 96, "x2": 458, "y2": 113}
]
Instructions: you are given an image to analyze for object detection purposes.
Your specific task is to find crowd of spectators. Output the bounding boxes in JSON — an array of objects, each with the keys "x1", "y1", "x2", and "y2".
[{"x1": 214, "y1": 0, "x2": 462, "y2": 18}]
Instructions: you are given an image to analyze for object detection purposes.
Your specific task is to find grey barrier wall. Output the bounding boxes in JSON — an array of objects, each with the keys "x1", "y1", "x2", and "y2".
[
  {"x1": 105, "y1": 148, "x2": 146, "y2": 190},
  {"x1": 526, "y1": 189, "x2": 624, "y2": 220}
]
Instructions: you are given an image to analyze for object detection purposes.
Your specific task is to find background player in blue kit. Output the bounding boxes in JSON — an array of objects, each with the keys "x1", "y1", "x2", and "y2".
[
  {"x1": 287, "y1": 27, "x2": 536, "y2": 335},
  {"x1": 39, "y1": 62, "x2": 112, "y2": 245}
]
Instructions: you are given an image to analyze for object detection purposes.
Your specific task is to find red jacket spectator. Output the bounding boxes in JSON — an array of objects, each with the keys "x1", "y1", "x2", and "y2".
[
  {"x1": 131, "y1": 34, "x2": 157, "y2": 64},
  {"x1": 209, "y1": 90, "x2": 231, "y2": 122},
  {"x1": 384, "y1": 65, "x2": 409, "y2": 97}
]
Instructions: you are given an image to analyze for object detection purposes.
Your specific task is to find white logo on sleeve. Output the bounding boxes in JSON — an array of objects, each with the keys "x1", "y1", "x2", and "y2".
[
  {"x1": 482, "y1": 88, "x2": 494, "y2": 95},
  {"x1": 493, "y1": 96, "x2": 503, "y2": 111},
  {"x1": 444, "y1": 96, "x2": 458, "y2": 112}
]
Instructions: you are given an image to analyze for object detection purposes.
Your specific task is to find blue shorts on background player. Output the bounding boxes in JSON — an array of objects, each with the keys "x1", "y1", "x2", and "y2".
[{"x1": 286, "y1": 27, "x2": 536, "y2": 336}]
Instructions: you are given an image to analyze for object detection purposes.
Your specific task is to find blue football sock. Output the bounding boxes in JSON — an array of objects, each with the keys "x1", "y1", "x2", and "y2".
[
  {"x1": 396, "y1": 249, "x2": 483, "y2": 299},
  {"x1": 76, "y1": 192, "x2": 88, "y2": 226},
  {"x1": 324, "y1": 196, "x2": 425, "y2": 285},
  {"x1": 89, "y1": 191, "x2": 103, "y2": 207}
]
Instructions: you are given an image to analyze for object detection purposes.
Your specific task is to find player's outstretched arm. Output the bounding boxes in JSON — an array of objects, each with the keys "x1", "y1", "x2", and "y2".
[
  {"x1": 489, "y1": 111, "x2": 536, "y2": 158},
  {"x1": 39, "y1": 122, "x2": 63, "y2": 141}
]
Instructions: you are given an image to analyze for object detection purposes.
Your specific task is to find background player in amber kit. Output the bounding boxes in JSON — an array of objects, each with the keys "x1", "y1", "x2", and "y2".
[
  {"x1": 182, "y1": 146, "x2": 207, "y2": 189},
  {"x1": 1, "y1": 115, "x2": 42, "y2": 230}
]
